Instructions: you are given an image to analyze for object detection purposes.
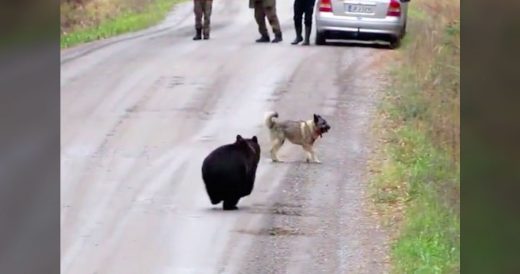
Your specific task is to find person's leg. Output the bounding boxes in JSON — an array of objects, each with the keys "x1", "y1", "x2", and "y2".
[
  {"x1": 202, "y1": 0, "x2": 213, "y2": 39},
  {"x1": 193, "y1": 0, "x2": 203, "y2": 40},
  {"x1": 254, "y1": 1, "x2": 270, "y2": 42},
  {"x1": 292, "y1": 0, "x2": 304, "y2": 45},
  {"x1": 302, "y1": 0, "x2": 315, "y2": 45},
  {"x1": 266, "y1": 4, "x2": 282, "y2": 42}
]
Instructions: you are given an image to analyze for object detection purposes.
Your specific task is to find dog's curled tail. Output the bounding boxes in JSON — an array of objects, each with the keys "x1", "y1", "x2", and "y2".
[{"x1": 264, "y1": 111, "x2": 279, "y2": 129}]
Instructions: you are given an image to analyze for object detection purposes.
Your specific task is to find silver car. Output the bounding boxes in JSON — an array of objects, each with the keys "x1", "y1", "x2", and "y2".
[{"x1": 315, "y1": 0, "x2": 410, "y2": 48}]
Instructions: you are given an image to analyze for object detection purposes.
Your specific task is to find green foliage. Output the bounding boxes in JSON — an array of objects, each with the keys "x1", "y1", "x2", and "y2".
[
  {"x1": 372, "y1": 0, "x2": 460, "y2": 273},
  {"x1": 61, "y1": 0, "x2": 185, "y2": 48}
]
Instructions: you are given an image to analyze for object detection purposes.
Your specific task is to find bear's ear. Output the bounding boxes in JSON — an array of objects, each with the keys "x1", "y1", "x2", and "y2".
[
  {"x1": 236, "y1": 135, "x2": 243, "y2": 142},
  {"x1": 252, "y1": 136, "x2": 258, "y2": 143},
  {"x1": 313, "y1": 114, "x2": 319, "y2": 122}
]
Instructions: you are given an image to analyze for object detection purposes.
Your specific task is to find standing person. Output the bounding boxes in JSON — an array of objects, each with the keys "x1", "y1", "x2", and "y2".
[
  {"x1": 249, "y1": 0, "x2": 283, "y2": 43},
  {"x1": 291, "y1": 0, "x2": 316, "y2": 45},
  {"x1": 193, "y1": 0, "x2": 213, "y2": 40}
]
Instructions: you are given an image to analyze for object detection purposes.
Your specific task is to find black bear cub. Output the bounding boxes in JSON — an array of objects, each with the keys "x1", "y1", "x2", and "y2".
[{"x1": 201, "y1": 135, "x2": 261, "y2": 210}]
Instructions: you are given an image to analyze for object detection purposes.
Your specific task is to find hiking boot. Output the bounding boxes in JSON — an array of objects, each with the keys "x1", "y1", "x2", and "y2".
[
  {"x1": 272, "y1": 33, "x2": 283, "y2": 43},
  {"x1": 256, "y1": 35, "x2": 270, "y2": 43},
  {"x1": 291, "y1": 24, "x2": 303, "y2": 45},
  {"x1": 193, "y1": 28, "x2": 202, "y2": 40},
  {"x1": 302, "y1": 26, "x2": 311, "y2": 45},
  {"x1": 291, "y1": 36, "x2": 303, "y2": 45}
]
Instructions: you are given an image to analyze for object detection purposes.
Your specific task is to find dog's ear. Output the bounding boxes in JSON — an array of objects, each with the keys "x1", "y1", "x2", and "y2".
[
  {"x1": 313, "y1": 114, "x2": 319, "y2": 122},
  {"x1": 236, "y1": 135, "x2": 243, "y2": 142},
  {"x1": 252, "y1": 136, "x2": 258, "y2": 143}
]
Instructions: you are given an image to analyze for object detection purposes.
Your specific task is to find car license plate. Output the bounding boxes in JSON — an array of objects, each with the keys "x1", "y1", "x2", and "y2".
[{"x1": 345, "y1": 4, "x2": 375, "y2": 14}]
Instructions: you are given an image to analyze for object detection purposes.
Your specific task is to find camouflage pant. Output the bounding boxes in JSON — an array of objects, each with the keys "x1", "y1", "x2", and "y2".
[
  {"x1": 194, "y1": 0, "x2": 213, "y2": 36},
  {"x1": 254, "y1": 0, "x2": 282, "y2": 36}
]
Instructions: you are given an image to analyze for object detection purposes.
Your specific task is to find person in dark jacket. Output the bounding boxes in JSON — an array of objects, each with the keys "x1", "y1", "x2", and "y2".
[{"x1": 291, "y1": 0, "x2": 316, "y2": 45}]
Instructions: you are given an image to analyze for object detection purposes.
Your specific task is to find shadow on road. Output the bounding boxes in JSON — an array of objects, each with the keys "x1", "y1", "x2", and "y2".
[{"x1": 317, "y1": 40, "x2": 391, "y2": 49}]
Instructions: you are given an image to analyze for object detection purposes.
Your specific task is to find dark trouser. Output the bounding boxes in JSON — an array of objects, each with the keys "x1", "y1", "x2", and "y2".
[
  {"x1": 254, "y1": 0, "x2": 282, "y2": 36},
  {"x1": 294, "y1": 0, "x2": 316, "y2": 30},
  {"x1": 194, "y1": 0, "x2": 213, "y2": 36}
]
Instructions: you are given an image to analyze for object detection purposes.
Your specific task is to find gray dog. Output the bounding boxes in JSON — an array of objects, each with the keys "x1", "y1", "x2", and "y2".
[{"x1": 265, "y1": 111, "x2": 331, "y2": 163}]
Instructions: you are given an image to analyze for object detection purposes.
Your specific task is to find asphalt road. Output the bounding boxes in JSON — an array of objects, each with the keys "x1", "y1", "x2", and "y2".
[{"x1": 61, "y1": 1, "x2": 392, "y2": 273}]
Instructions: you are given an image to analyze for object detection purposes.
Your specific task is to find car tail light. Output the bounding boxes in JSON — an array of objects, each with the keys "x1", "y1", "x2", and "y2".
[
  {"x1": 319, "y1": 0, "x2": 332, "y2": 12},
  {"x1": 387, "y1": 0, "x2": 401, "y2": 17}
]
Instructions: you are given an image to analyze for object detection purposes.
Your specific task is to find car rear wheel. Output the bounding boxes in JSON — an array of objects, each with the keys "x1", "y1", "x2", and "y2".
[
  {"x1": 388, "y1": 36, "x2": 401, "y2": 49},
  {"x1": 315, "y1": 31, "x2": 326, "y2": 45}
]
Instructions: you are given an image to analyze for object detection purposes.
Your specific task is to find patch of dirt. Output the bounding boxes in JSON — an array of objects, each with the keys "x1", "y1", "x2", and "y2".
[
  {"x1": 270, "y1": 207, "x2": 304, "y2": 216},
  {"x1": 236, "y1": 226, "x2": 306, "y2": 237}
]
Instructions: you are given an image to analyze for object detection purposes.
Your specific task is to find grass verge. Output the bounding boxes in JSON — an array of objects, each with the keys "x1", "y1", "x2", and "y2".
[
  {"x1": 61, "y1": 0, "x2": 185, "y2": 48},
  {"x1": 370, "y1": 0, "x2": 460, "y2": 273}
]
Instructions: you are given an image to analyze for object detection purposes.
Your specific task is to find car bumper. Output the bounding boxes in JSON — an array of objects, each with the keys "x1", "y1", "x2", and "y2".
[{"x1": 316, "y1": 13, "x2": 404, "y2": 37}]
